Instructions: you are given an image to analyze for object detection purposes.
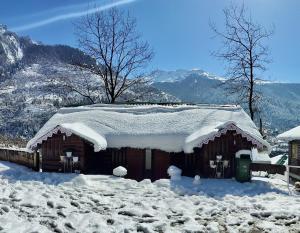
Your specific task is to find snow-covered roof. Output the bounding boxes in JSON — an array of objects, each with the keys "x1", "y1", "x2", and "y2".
[
  {"x1": 27, "y1": 104, "x2": 270, "y2": 153},
  {"x1": 38, "y1": 123, "x2": 107, "y2": 152},
  {"x1": 277, "y1": 126, "x2": 300, "y2": 141},
  {"x1": 271, "y1": 154, "x2": 288, "y2": 165},
  {"x1": 251, "y1": 148, "x2": 271, "y2": 164}
]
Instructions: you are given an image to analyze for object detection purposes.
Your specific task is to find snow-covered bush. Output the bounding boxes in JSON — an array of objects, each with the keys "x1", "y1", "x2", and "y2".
[
  {"x1": 167, "y1": 165, "x2": 182, "y2": 181},
  {"x1": 193, "y1": 175, "x2": 201, "y2": 185},
  {"x1": 113, "y1": 166, "x2": 127, "y2": 177},
  {"x1": 295, "y1": 182, "x2": 300, "y2": 192}
]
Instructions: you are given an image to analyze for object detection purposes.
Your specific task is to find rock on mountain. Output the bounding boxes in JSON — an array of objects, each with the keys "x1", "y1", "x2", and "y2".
[
  {"x1": 151, "y1": 69, "x2": 225, "y2": 83},
  {"x1": 0, "y1": 26, "x2": 178, "y2": 139},
  {"x1": 0, "y1": 28, "x2": 22, "y2": 64},
  {"x1": 152, "y1": 69, "x2": 300, "y2": 135}
]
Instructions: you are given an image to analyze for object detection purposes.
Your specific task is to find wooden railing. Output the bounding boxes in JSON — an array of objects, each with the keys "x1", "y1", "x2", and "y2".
[
  {"x1": 250, "y1": 163, "x2": 286, "y2": 175},
  {"x1": 0, "y1": 148, "x2": 39, "y2": 171},
  {"x1": 286, "y1": 165, "x2": 300, "y2": 187}
]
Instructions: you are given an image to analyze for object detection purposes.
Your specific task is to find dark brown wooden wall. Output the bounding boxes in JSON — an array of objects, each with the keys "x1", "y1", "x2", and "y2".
[
  {"x1": 289, "y1": 141, "x2": 300, "y2": 177},
  {"x1": 39, "y1": 130, "x2": 258, "y2": 180},
  {"x1": 169, "y1": 151, "x2": 199, "y2": 177},
  {"x1": 126, "y1": 148, "x2": 145, "y2": 180},
  {"x1": 196, "y1": 130, "x2": 253, "y2": 178},
  {"x1": 166, "y1": 131, "x2": 253, "y2": 178},
  {"x1": 84, "y1": 145, "x2": 113, "y2": 174},
  {"x1": 152, "y1": 150, "x2": 170, "y2": 180},
  {"x1": 40, "y1": 132, "x2": 86, "y2": 172},
  {"x1": 251, "y1": 163, "x2": 286, "y2": 175},
  {"x1": 0, "y1": 149, "x2": 38, "y2": 170}
]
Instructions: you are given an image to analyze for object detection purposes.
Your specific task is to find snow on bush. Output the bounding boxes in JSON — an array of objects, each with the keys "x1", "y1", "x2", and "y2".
[
  {"x1": 193, "y1": 175, "x2": 201, "y2": 185},
  {"x1": 113, "y1": 166, "x2": 127, "y2": 177},
  {"x1": 167, "y1": 165, "x2": 182, "y2": 180},
  {"x1": 295, "y1": 181, "x2": 300, "y2": 192}
]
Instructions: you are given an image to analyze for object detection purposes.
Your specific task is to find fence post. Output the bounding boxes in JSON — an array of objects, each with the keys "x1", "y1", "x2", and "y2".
[{"x1": 286, "y1": 165, "x2": 290, "y2": 193}]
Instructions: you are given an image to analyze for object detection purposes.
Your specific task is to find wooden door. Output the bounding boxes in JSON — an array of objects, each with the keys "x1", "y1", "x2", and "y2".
[
  {"x1": 85, "y1": 144, "x2": 112, "y2": 175},
  {"x1": 152, "y1": 150, "x2": 170, "y2": 181},
  {"x1": 126, "y1": 148, "x2": 145, "y2": 181}
]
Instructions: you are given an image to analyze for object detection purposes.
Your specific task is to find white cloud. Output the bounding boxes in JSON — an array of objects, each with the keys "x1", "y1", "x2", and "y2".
[{"x1": 12, "y1": 0, "x2": 138, "y2": 32}]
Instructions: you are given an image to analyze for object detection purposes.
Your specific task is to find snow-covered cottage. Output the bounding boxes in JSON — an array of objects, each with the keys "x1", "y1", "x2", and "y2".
[
  {"x1": 277, "y1": 126, "x2": 300, "y2": 180},
  {"x1": 27, "y1": 104, "x2": 270, "y2": 181}
]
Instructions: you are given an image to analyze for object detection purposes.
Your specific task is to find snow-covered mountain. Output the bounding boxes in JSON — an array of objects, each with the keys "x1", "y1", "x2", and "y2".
[
  {"x1": 0, "y1": 26, "x2": 178, "y2": 139},
  {"x1": 1, "y1": 25, "x2": 298, "y2": 140},
  {"x1": 0, "y1": 25, "x2": 23, "y2": 62},
  {"x1": 152, "y1": 69, "x2": 300, "y2": 135},
  {"x1": 151, "y1": 69, "x2": 225, "y2": 82}
]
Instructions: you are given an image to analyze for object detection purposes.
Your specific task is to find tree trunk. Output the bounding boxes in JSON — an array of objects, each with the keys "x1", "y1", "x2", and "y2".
[
  {"x1": 110, "y1": 96, "x2": 116, "y2": 103},
  {"x1": 249, "y1": 51, "x2": 254, "y2": 120},
  {"x1": 259, "y1": 118, "x2": 263, "y2": 136},
  {"x1": 249, "y1": 83, "x2": 254, "y2": 120}
]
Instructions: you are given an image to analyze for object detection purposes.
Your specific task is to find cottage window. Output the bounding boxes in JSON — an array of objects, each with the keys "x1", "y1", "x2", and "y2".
[
  {"x1": 145, "y1": 149, "x2": 152, "y2": 170},
  {"x1": 291, "y1": 143, "x2": 298, "y2": 159}
]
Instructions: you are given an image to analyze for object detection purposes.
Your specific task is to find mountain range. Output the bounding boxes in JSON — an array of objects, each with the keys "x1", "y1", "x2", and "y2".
[
  {"x1": 152, "y1": 70, "x2": 300, "y2": 135},
  {"x1": 0, "y1": 25, "x2": 299, "y2": 141},
  {"x1": 0, "y1": 25, "x2": 177, "y2": 139}
]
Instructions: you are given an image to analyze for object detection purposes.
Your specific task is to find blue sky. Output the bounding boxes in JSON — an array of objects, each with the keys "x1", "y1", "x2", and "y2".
[{"x1": 0, "y1": 0, "x2": 299, "y2": 82}]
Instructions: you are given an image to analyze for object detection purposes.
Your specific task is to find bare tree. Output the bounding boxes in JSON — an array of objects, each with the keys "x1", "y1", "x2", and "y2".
[
  {"x1": 75, "y1": 7, "x2": 154, "y2": 103},
  {"x1": 211, "y1": 4, "x2": 273, "y2": 120}
]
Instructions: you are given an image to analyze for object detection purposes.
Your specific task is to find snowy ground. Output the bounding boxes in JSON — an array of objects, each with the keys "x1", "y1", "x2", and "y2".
[{"x1": 0, "y1": 162, "x2": 299, "y2": 233}]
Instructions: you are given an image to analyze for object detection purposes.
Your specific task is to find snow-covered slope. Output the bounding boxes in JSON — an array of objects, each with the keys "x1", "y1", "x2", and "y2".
[
  {"x1": 0, "y1": 25, "x2": 23, "y2": 65},
  {"x1": 0, "y1": 26, "x2": 178, "y2": 139},
  {"x1": 0, "y1": 161, "x2": 299, "y2": 232}
]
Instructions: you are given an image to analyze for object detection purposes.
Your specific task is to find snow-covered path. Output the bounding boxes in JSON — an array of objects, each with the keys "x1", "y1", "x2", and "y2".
[{"x1": 0, "y1": 162, "x2": 299, "y2": 233}]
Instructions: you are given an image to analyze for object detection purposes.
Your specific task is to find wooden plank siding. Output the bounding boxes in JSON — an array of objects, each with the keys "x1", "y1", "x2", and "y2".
[
  {"x1": 0, "y1": 149, "x2": 39, "y2": 170},
  {"x1": 40, "y1": 132, "x2": 85, "y2": 172},
  {"x1": 289, "y1": 141, "x2": 300, "y2": 177},
  {"x1": 152, "y1": 150, "x2": 170, "y2": 180},
  {"x1": 126, "y1": 148, "x2": 145, "y2": 181},
  {"x1": 195, "y1": 131, "x2": 253, "y2": 178},
  {"x1": 251, "y1": 163, "x2": 286, "y2": 175},
  {"x1": 39, "y1": 129, "x2": 259, "y2": 180}
]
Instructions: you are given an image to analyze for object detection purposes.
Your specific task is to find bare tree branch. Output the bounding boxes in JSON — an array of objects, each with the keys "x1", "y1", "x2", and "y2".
[
  {"x1": 210, "y1": 3, "x2": 273, "y2": 121},
  {"x1": 74, "y1": 7, "x2": 154, "y2": 103}
]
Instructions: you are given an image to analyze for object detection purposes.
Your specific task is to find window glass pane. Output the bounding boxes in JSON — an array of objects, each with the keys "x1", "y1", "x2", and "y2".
[{"x1": 292, "y1": 143, "x2": 298, "y2": 159}]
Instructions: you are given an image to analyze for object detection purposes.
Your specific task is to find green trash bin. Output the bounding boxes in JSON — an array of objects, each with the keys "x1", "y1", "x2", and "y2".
[{"x1": 235, "y1": 151, "x2": 252, "y2": 182}]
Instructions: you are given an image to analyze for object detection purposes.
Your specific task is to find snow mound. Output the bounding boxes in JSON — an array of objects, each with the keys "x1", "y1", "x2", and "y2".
[
  {"x1": 193, "y1": 175, "x2": 201, "y2": 185},
  {"x1": 72, "y1": 174, "x2": 90, "y2": 186},
  {"x1": 113, "y1": 166, "x2": 127, "y2": 177},
  {"x1": 167, "y1": 166, "x2": 182, "y2": 180}
]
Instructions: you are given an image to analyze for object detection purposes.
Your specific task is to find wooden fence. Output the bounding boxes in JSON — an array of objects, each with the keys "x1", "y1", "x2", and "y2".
[
  {"x1": 251, "y1": 163, "x2": 286, "y2": 175},
  {"x1": 0, "y1": 148, "x2": 39, "y2": 171}
]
